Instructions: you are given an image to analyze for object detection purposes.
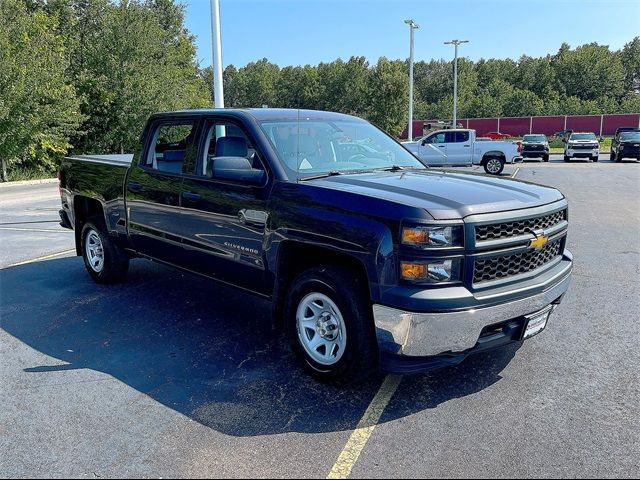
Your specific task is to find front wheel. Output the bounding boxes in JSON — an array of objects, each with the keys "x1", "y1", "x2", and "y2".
[
  {"x1": 483, "y1": 157, "x2": 505, "y2": 175},
  {"x1": 285, "y1": 265, "x2": 379, "y2": 384},
  {"x1": 81, "y1": 216, "x2": 129, "y2": 284},
  {"x1": 591, "y1": 155, "x2": 599, "y2": 162},
  {"x1": 543, "y1": 154, "x2": 549, "y2": 162},
  {"x1": 564, "y1": 155, "x2": 571, "y2": 162},
  {"x1": 610, "y1": 151, "x2": 615, "y2": 162}
]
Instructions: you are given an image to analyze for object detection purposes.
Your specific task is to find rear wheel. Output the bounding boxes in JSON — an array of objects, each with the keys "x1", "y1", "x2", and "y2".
[
  {"x1": 81, "y1": 215, "x2": 129, "y2": 284},
  {"x1": 483, "y1": 156, "x2": 505, "y2": 175},
  {"x1": 285, "y1": 265, "x2": 378, "y2": 384}
]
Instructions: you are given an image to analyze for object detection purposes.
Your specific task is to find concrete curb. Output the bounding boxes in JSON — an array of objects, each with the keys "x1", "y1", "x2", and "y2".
[{"x1": 0, "y1": 178, "x2": 58, "y2": 188}]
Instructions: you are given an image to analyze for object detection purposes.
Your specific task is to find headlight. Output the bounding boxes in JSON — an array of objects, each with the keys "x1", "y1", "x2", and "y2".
[
  {"x1": 401, "y1": 259, "x2": 462, "y2": 283},
  {"x1": 402, "y1": 225, "x2": 463, "y2": 248}
]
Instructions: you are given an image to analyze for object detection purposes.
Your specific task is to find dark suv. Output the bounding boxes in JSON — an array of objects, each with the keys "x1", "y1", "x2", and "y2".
[{"x1": 521, "y1": 134, "x2": 550, "y2": 162}]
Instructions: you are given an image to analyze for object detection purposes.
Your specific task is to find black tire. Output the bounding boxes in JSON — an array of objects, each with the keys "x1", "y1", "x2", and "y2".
[
  {"x1": 81, "y1": 215, "x2": 129, "y2": 284},
  {"x1": 591, "y1": 155, "x2": 598, "y2": 162},
  {"x1": 483, "y1": 156, "x2": 505, "y2": 175},
  {"x1": 285, "y1": 265, "x2": 379, "y2": 385},
  {"x1": 610, "y1": 151, "x2": 615, "y2": 162},
  {"x1": 543, "y1": 154, "x2": 549, "y2": 162},
  {"x1": 616, "y1": 152, "x2": 622, "y2": 162},
  {"x1": 564, "y1": 155, "x2": 571, "y2": 162}
]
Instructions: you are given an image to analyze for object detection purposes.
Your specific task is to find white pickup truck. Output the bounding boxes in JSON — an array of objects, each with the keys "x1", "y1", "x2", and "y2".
[{"x1": 402, "y1": 129, "x2": 523, "y2": 175}]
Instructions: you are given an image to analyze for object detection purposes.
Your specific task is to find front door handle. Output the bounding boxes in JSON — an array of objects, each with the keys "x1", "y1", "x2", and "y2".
[
  {"x1": 181, "y1": 191, "x2": 202, "y2": 201},
  {"x1": 438, "y1": 145, "x2": 446, "y2": 148},
  {"x1": 127, "y1": 181, "x2": 143, "y2": 192}
]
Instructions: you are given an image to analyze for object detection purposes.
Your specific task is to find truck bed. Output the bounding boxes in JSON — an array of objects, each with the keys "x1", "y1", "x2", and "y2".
[{"x1": 65, "y1": 154, "x2": 134, "y2": 167}]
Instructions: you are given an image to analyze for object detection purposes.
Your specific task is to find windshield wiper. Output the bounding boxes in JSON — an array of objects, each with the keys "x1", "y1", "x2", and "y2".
[
  {"x1": 374, "y1": 165, "x2": 425, "y2": 172},
  {"x1": 299, "y1": 170, "x2": 343, "y2": 181}
]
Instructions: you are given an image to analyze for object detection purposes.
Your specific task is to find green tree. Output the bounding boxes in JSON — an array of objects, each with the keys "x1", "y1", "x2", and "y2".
[
  {"x1": 620, "y1": 36, "x2": 640, "y2": 91},
  {"x1": 0, "y1": 0, "x2": 81, "y2": 180},
  {"x1": 553, "y1": 42, "x2": 626, "y2": 101},
  {"x1": 366, "y1": 58, "x2": 408, "y2": 135}
]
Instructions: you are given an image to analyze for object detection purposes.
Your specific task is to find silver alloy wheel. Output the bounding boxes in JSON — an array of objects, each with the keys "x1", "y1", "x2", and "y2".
[
  {"x1": 296, "y1": 292, "x2": 347, "y2": 366},
  {"x1": 486, "y1": 158, "x2": 503, "y2": 174},
  {"x1": 85, "y1": 229, "x2": 105, "y2": 273}
]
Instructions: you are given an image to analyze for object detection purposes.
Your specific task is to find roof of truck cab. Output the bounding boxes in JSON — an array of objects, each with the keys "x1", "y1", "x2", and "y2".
[{"x1": 155, "y1": 108, "x2": 363, "y2": 122}]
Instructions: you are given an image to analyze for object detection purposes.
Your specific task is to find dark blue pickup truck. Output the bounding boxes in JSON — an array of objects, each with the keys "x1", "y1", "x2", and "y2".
[{"x1": 58, "y1": 109, "x2": 573, "y2": 384}]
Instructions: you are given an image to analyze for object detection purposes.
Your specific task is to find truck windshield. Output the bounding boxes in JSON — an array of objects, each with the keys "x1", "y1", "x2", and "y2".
[
  {"x1": 570, "y1": 133, "x2": 597, "y2": 140},
  {"x1": 620, "y1": 132, "x2": 640, "y2": 141},
  {"x1": 523, "y1": 135, "x2": 546, "y2": 142},
  {"x1": 259, "y1": 118, "x2": 425, "y2": 180}
]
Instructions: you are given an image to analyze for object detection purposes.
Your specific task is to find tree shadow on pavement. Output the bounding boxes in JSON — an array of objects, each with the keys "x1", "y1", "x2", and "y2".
[{"x1": 0, "y1": 257, "x2": 520, "y2": 437}]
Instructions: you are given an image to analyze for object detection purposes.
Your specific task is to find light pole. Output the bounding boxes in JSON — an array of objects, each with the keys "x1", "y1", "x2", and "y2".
[
  {"x1": 444, "y1": 39, "x2": 468, "y2": 128},
  {"x1": 405, "y1": 19, "x2": 419, "y2": 141},
  {"x1": 210, "y1": 0, "x2": 224, "y2": 108}
]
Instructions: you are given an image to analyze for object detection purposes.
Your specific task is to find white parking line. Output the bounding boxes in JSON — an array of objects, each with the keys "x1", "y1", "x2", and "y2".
[
  {"x1": 511, "y1": 167, "x2": 521, "y2": 178},
  {"x1": 2, "y1": 249, "x2": 76, "y2": 269}
]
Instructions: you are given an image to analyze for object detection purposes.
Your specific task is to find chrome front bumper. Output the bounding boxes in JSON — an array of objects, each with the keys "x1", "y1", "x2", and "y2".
[{"x1": 373, "y1": 255, "x2": 572, "y2": 357}]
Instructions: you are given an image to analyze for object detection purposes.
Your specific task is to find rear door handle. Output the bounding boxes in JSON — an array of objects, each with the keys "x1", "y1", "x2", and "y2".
[
  {"x1": 127, "y1": 181, "x2": 143, "y2": 192},
  {"x1": 181, "y1": 191, "x2": 202, "y2": 201}
]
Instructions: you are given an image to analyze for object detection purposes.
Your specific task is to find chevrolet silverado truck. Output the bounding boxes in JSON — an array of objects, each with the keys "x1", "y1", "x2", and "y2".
[
  {"x1": 521, "y1": 134, "x2": 550, "y2": 162},
  {"x1": 58, "y1": 109, "x2": 572, "y2": 384},
  {"x1": 402, "y1": 128, "x2": 522, "y2": 175},
  {"x1": 563, "y1": 132, "x2": 600, "y2": 162},
  {"x1": 610, "y1": 129, "x2": 640, "y2": 162}
]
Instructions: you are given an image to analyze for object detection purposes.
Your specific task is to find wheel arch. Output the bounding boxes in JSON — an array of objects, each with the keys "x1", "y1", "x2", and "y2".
[{"x1": 72, "y1": 196, "x2": 107, "y2": 255}]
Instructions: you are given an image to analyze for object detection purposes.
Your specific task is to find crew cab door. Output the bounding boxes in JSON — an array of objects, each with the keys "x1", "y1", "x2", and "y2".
[
  {"x1": 178, "y1": 118, "x2": 271, "y2": 295},
  {"x1": 126, "y1": 117, "x2": 201, "y2": 263},
  {"x1": 417, "y1": 131, "x2": 447, "y2": 165},
  {"x1": 445, "y1": 131, "x2": 473, "y2": 165}
]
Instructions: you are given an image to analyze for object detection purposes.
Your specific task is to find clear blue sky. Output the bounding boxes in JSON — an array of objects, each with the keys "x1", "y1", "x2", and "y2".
[{"x1": 184, "y1": 0, "x2": 639, "y2": 69}]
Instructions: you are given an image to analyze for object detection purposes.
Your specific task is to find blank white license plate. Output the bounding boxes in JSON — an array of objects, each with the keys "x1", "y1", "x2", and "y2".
[{"x1": 523, "y1": 306, "x2": 553, "y2": 339}]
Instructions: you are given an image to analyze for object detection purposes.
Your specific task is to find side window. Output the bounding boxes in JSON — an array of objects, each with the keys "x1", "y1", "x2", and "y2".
[
  {"x1": 200, "y1": 121, "x2": 266, "y2": 183},
  {"x1": 142, "y1": 122, "x2": 198, "y2": 174},
  {"x1": 454, "y1": 131, "x2": 470, "y2": 143},
  {"x1": 427, "y1": 132, "x2": 446, "y2": 144}
]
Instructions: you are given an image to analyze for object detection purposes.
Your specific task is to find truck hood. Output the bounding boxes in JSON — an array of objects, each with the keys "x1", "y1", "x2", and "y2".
[{"x1": 309, "y1": 170, "x2": 564, "y2": 220}]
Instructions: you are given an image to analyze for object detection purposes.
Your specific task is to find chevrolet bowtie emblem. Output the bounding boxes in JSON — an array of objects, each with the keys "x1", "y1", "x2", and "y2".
[{"x1": 529, "y1": 233, "x2": 548, "y2": 249}]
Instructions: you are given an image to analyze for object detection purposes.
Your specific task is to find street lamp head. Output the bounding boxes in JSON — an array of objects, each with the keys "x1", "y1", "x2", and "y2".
[
  {"x1": 404, "y1": 19, "x2": 419, "y2": 28},
  {"x1": 445, "y1": 39, "x2": 469, "y2": 46}
]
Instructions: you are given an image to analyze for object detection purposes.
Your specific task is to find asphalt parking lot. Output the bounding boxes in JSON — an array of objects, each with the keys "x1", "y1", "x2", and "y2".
[{"x1": 1, "y1": 155, "x2": 639, "y2": 478}]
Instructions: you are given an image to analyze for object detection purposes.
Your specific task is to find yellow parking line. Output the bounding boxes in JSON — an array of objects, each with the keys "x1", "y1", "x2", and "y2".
[
  {"x1": 326, "y1": 374, "x2": 402, "y2": 479},
  {"x1": 2, "y1": 249, "x2": 76, "y2": 269},
  {"x1": 511, "y1": 167, "x2": 521, "y2": 178}
]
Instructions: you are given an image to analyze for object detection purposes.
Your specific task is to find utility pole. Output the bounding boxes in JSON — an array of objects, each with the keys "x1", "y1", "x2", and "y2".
[
  {"x1": 210, "y1": 0, "x2": 224, "y2": 108},
  {"x1": 444, "y1": 39, "x2": 469, "y2": 128},
  {"x1": 405, "y1": 19, "x2": 419, "y2": 140}
]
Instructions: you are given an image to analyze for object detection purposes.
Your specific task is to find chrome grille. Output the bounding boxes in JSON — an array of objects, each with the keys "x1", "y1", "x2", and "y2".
[
  {"x1": 473, "y1": 239, "x2": 562, "y2": 283},
  {"x1": 475, "y1": 209, "x2": 566, "y2": 242}
]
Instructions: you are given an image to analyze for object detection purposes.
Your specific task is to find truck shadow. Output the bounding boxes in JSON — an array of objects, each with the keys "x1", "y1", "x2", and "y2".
[{"x1": 1, "y1": 257, "x2": 520, "y2": 437}]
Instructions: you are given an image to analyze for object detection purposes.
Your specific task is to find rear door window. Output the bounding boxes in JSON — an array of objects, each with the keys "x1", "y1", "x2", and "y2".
[{"x1": 142, "y1": 121, "x2": 199, "y2": 174}]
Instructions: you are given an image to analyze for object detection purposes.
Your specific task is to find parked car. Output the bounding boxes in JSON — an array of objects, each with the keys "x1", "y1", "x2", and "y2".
[
  {"x1": 610, "y1": 127, "x2": 640, "y2": 161},
  {"x1": 610, "y1": 130, "x2": 640, "y2": 162},
  {"x1": 485, "y1": 131, "x2": 511, "y2": 140},
  {"x1": 563, "y1": 132, "x2": 599, "y2": 162},
  {"x1": 58, "y1": 109, "x2": 572, "y2": 384},
  {"x1": 402, "y1": 128, "x2": 523, "y2": 174},
  {"x1": 554, "y1": 129, "x2": 573, "y2": 140},
  {"x1": 521, "y1": 134, "x2": 550, "y2": 162}
]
